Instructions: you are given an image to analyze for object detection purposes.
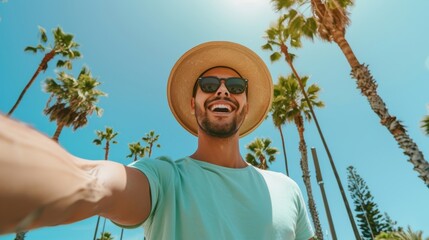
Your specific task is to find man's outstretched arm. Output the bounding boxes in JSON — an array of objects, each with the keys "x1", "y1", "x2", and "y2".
[{"x1": 0, "y1": 115, "x2": 151, "y2": 234}]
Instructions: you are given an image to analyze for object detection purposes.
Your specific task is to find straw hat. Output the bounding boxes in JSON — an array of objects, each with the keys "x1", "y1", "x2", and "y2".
[{"x1": 167, "y1": 41, "x2": 273, "y2": 137}]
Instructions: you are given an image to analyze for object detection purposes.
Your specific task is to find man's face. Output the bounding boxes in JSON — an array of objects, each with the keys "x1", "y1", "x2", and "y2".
[{"x1": 192, "y1": 67, "x2": 248, "y2": 138}]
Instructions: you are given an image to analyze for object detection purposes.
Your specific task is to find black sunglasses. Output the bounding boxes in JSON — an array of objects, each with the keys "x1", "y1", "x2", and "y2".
[{"x1": 196, "y1": 76, "x2": 248, "y2": 94}]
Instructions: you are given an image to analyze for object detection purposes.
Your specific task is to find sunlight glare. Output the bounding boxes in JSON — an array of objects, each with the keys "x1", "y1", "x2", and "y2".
[{"x1": 230, "y1": 0, "x2": 267, "y2": 10}]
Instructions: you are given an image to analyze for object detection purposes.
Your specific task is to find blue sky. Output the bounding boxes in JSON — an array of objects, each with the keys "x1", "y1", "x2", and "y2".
[{"x1": 1, "y1": 0, "x2": 429, "y2": 239}]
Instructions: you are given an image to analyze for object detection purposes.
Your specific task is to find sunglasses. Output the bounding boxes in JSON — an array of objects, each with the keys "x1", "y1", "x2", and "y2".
[{"x1": 196, "y1": 76, "x2": 248, "y2": 94}]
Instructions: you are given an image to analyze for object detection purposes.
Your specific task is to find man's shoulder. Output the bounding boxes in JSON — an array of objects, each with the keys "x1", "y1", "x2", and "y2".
[{"x1": 253, "y1": 167, "x2": 300, "y2": 189}]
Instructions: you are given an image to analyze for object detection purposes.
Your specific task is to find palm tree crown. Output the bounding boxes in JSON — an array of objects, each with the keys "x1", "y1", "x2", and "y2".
[
  {"x1": 127, "y1": 142, "x2": 147, "y2": 162},
  {"x1": 142, "y1": 130, "x2": 161, "y2": 158},
  {"x1": 8, "y1": 26, "x2": 81, "y2": 115},
  {"x1": 93, "y1": 127, "x2": 119, "y2": 160},
  {"x1": 44, "y1": 66, "x2": 105, "y2": 141},
  {"x1": 245, "y1": 137, "x2": 278, "y2": 170}
]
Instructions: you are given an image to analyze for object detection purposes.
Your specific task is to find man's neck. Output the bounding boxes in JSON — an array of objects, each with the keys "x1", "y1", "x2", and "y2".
[{"x1": 190, "y1": 132, "x2": 247, "y2": 168}]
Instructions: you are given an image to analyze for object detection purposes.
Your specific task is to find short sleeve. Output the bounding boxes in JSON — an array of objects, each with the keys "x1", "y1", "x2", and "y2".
[
  {"x1": 295, "y1": 188, "x2": 315, "y2": 240},
  {"x1": 112, "y1": 156, "x2": 177, "y2": 229}
]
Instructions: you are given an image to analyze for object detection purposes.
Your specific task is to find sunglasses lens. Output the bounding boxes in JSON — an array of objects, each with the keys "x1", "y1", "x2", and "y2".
[
  {"x1": 198, "y1": 77, "x2": 247, "y2": 94},
  {"x1": 226, "y1": 78, "x2": 246, "y2": 94},
  {"x1": 199, "y1": 77, "x2": 220, "y2": 93}
]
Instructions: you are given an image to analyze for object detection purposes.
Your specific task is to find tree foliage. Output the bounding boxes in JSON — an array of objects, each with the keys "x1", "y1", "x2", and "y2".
[
  {"x1": 142, "y1": 130, "x2": 161, "y2": 158},
  {"x1": 44, "y1": 67, "x2": 105, "y2": 141},
  {"x1": 245, "y1": 138, "x2": 278, "y2": 170},
  {"x1": 347, "y1": 166, "x2": 397, "y2": 239},
  {"x1": 376, "y1": 226, "x2": 429, "y2": 240}
]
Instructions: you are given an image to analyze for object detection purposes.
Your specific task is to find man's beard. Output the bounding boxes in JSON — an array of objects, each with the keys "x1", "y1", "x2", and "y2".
[{"x1": 194, "y1": 99, "x2": 246, "y2": 138}]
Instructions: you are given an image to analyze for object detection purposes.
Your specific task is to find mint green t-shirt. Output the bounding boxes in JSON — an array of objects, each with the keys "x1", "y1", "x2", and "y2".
[{"x1": 126, "y1": 156, "x2": 314, "y2": 240}]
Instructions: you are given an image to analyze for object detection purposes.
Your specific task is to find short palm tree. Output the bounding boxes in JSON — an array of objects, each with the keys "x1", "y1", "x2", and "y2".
[
  {"x1": 93, "y1": 127, "x2": 119, "y2": 160},
  {"x1": 376, "y1": 226, "x2": 429, "y2": 240},
  {"x1": 8, "y1": 26, "x2": 81, "y2": 116},
  {"x1": 245, "y1": 137, "x2": 278, "y2": 170},
  {"x1": 97, "y1": 231, "x2": 114, "y2": 240},
  {"x1": 142, "y1": 130, "x2": 161, "y2": 158},
  {"x1": 273, "y1": 73, "x2": 324, "y2": 239},
  {"x1": 127, "y1": 142, "x2": 147, "y2": 162},
  {"x1": 270, "y1": 0, "x2": 429, "y2": 188},
  {"x1": 92, "y1": 127, "x2": 119, "y2": 240},
  {"x1": 44, "y1": 67, "x2": 105, "y2": 142},
  {"x1": 14, "y1": 231, "x2": 27, "y2": 240}
]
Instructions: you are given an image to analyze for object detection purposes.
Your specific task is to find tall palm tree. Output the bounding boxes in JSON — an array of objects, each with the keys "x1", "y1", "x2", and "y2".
[
  {"x1": 142, "y1": 130, "x2": 161, "y2": 158},
  {"x1": 271, "y1": 0, "x2": 429, "y2": 187},
  {"x1": 127, "y1": 142, "x2": 147, "y2": 162},
  {"x1": 92, "y1": 127, "x2": 119, "y2": 240},
  {"x1": 263, "y1": 11, "x2": 361, "y2": 239},
  {"x1": 44, "y1": 67, "x2": 105, "y2": 142},
  {"x1": 273, "y1": 73, "x2": 324, "y2": 239},
  {"x1": 245, "y1": 137, "x2": 278, "y2": 170},
  {"x1": 8, "y1": 26, "x2": 81, "y2": 116},
  {"x1": 270, "y1": 94, "x2": 290, "y2": 176}
]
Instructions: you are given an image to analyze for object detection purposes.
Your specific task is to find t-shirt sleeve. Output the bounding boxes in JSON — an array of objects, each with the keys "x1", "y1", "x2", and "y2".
[
  {"x1": 112, "y1": 156, "x2": 176, "y2": 229},
  {"x1": 295, "y1": 187, "x2": 315, "y2": 240}
]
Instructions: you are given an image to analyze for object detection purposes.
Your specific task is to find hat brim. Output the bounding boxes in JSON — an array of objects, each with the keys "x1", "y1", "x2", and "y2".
[{"x1": 167, "y1": 41, "x2": 273, "y2": 137}]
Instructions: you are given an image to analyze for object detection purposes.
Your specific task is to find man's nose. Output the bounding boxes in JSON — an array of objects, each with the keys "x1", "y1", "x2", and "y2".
[{"x1": 216, "y1": 80, "x2": 229, "y2": 97}]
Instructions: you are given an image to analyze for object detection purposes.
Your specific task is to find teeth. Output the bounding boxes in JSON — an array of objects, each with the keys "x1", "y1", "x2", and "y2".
[{"x1": 210, "y1": 104, "x2": 231, "y2": 112}]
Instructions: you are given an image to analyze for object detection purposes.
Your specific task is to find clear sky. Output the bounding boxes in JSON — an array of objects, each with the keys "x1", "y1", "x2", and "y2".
[{"x1": 1, "y1": 0, "x2": 429, "y2": 239}]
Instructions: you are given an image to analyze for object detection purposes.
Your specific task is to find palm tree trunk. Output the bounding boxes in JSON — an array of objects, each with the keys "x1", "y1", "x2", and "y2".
[
  {"x1": 120, "y1": 228, "x2": 124, "y2": 240},
  {"x1": 93, "y1": 216, "x2": 101, "y2": 240},
  {"x1": 281, "y1": 42, "x2": 362, "y2": 239},
  {"x1": 332, "y1": 31, "x2": 360, "y2": 68},
  {"x1": 8, "y1": 49, "x2": 56, "y2": 116},
  {"x1": 332, "y1": 30, "x2": 429, "y2": 187},
  {"x1": 100, "y1": 217, "x2": 107, "y2": 239},
  {"x1": 295, "y1": 116, "x2": 324, "y2": 240},
  {"x1": 14, "y1": 231, "x2": 27, "y2": 240},
  {"x1": 52, "y1": 122, "x2": 65, "y2": 142},
  {"x1": 278, "y1": 126, "x2": 290, "y2": 176},
  {"x1": 258, "y1": 155, "x2": 268, "y2": 170},
  {"x1": 104, "y1": 141, "x2": 110, "y2": 160},
  {"x1": 311, "y1": 148, "x2": 338, "y2": 240},
  {"x1": 148, "y1": 143, "x2": 153, "y2": 158},
  {"x1": 351, "y1": 64, "x2": 429, "y2": 187}
]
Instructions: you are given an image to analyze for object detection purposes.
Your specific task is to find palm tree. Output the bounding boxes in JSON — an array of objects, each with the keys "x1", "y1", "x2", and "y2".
[
  {"x1": 44, "y1": 67, "x2": 105, "y2": 142},
  {"x1": 93, "y1": 127, "x2": 119, "y2": 160},
  {"x1": 271, "y1": 0, "x2": 429, "y2": 187},
  {"x1": 245, "y1": 137, "x2": 278, "y2": 170},
  {"x1": 270, "y1": 92, "x2": 290, "y2": 176},
  {"x1": 8, "y1": 26, "x2": 81, "y2": 116},
  {"x1": 272, "y1": 73, "x2": 324, "y2": 239},
  {"x1": 263, "y1": 11, "x2": 361, "y2": 239},
  {"x1": 97, "y1": 231, "x2": 114, "y2": 240},
  {"x1": 127, "y1": 142, "x2": 147, "y2": 162},
  {"x1": 376, "y1": 226, "x2": 429, "y2": 240},
  {"x1": 14, "y1": 231, "x2": 27, "y2": 240},
  {"x1": 92, "y1": 127, "x2": 119, "y2": 240},
  {"x1": 142, "y1": 130, "x2": 161, "y2": 158}
]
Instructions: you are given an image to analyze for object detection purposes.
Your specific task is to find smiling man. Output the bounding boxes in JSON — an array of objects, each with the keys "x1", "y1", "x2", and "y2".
[{"x1": 0, "y1": 41, "x2": 314, "y2": 239}]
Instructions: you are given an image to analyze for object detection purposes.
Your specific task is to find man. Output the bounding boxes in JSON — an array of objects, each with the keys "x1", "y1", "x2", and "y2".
[{"x1": 0, "y1": 41, "x2": 314, "y2": 239}]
